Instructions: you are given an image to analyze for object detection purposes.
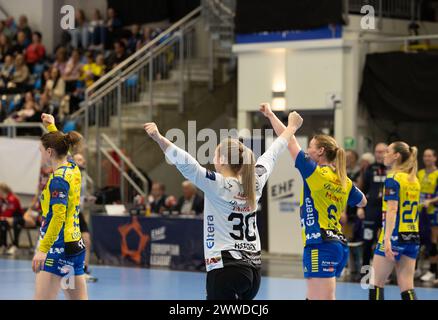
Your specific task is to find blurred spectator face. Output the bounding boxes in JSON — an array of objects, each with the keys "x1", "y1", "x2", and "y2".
[
  {"x1": 143, "y1": 27, "x2": 151, "y2": 40},
  {"x1": 86, "y1": 52, "x2": 94, "y2": 64},
  {"x1": 346, "y1": 150, "x2": 358, "y2": 170},
  {"x1": 374, "y1": 143, "x2": 387, "y2": 164},
  {"x1": 93, "y1": 9, "x2": 102, "y2": 21},
  {"x1": 423, "y1": 149, "x2": 437, "y2": 168},
  {"x1": 73, "y1": 153, "x2": 86, "y2": 168},
  {"x1": 24, "y1": 92, "x2": 34, "y2": 104},
  {"x1": 72, "y1": 50, "x2": 80, "y2": 62},
  {"x1": 32, "y1": 32, "x2": 41, "y2": 43},
  {"x1": 76, "y1": 9, "x2": 86, "y2": 23},
  {"x1": 131, "y1": 24, "x2": 140, "y2": 35},
  {"x1": 15, "y1": 54, "x2": 24, "y2": 66},
  {"x1": 0, "y1": 183, "x2": 12, "y2": 198},
  {"x1": 5, "y1": 17, "x2": 14, "y2": 27},
  {"x1": 4, "y1": 55, "x2": 12, "y2": 65},
  {"x1": 114, "y1": 42, "x2": 125, "y2": 55},
  {"x1": 17, "y1": 31, "x2": 26, "y2": 44},
  {"x1": 151, "y1": 183, "x2": 164, "y2": 199},
  {"x1": 50, "y1": 66, "x2": 59, "y2": 79},
  {"x1": 359, "y1": 152, "x2": 375, "y2": 170},
  {"x1": 182, "y1": 182, "x2": 196, "y2": 200},
  {"x1": 40, "y1": 92, "x2": 49, "y2": 105},
  {"x1": 96, "y1": 54, "x2": 105, "y2": 65},
  {"x1": 0, "y1": 34, "x2": 8, "y2": 46},
  {"x1": 56, "y1": 47, "x2": 67, "y2": 62},
  {"x1": 18, "y1": 15, "x2": 28, "y2": 28},
  {"x1": 108, "y1": 8, "x2": 115, "y2": 19}
]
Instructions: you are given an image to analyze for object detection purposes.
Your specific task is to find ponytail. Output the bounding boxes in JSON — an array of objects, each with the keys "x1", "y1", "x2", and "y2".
[
  {"x1": 391, "y1": 142, "x2": 418, "y2": 181},
  {"x1": 241, "y1": 147, "x2": 256, "y2": 211},
  {"x1": 41, "y1": 130, "x2": 83, "y2": 158},
  {"x1": 335, "y1": 147, "x2": 347, "y2": 188}
]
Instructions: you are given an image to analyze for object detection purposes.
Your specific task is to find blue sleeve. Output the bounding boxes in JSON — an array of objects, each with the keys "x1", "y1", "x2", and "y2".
[
  {"x1": 348, "y1": 185, "x2": 364, "y2": 207},
  {"x1": 383, "y1": 178, "x2": 399, "y2": 201},
  {"x1": 49, "y1": 177, "x2": 70, "y2": 206},
  {"x1": 294, "y1": 150, "x2": 317, "y2": 179}
]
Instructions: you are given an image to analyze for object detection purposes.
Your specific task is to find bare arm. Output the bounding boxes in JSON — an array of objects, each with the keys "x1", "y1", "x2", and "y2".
[{"x1": 260, "y1": 103, "x2": 303, "y2": 160}]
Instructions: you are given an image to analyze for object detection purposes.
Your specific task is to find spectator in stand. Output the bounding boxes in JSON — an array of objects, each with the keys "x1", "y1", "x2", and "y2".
[
  {"x1": 81, "y1": 51, "x2": 104, "y2": 88},
  {"x1": 53, "y1": 46, "x2": 68, "y2": 75},
  {"x1": 149, "y1": 182, "x2": 168, "y2": 214},
  {"x1": 174, "y1": 181, "x2": 204, "y2": 216},
  {"x1": 104, "y1": 7, "x2": 122, "y2": 49},
  {"x1": 106, "y1": 40, "x2": 128, "y2": 70},
  {"x1": 8, "y1": 53, "x2": 30, "y2": 92},
  {"x1": 25, "y1": 31, "x2": 46, "y2": 70},
  {"x1": 11, "y1": 31, "x2": 29, "y2": 56},
  {"x1": 0, "y1": 55, "x2": 14, "y2": 87},
  {"x1": 357, "y1": 143, "x2": 388, "y2": 269},
  {"x1": 127, "y1": 24, "x2": 143, "y2": 54},
  {"x1": 45, "y1": 66, "x2": 66, "y2": 105},
  {"x1": 69, "y1": 9, "x2": 89, "y2": 49},
  {"x1": 62, "y1": 49, "x2": 82, "y2": 93},
  {"x1": 0, "y1": 34, "x2": 13, "y2": 63},
  {"x1": 16, "y1": 15, "x2": 32, "y2": 43},
  {"x1": 94, "y1": 53, "x2": 106, "y2": 80},
  {"x1": 3, "y1": 17, "x2": 17, "y2": 41},
  {"x1": 140, "y1": 26, "x2": 153, "y2": 49},
  {"x1": 89, "y1": 9, "x2": 105, "y2": 50},
  {"x1": 0, "y1": 183, "x2": 24, "y2": 255},
  {"x1": 6, "y1": 91, "x2": 37, "y2": 123},
  {"x1": 38, "y1": 91, "x2": 56, "y2": 116}
]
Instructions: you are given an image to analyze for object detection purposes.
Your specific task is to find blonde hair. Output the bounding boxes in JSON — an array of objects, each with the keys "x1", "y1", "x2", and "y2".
[
  {"x1": 313, "y1": 135, "x2": 347, "y2": 188},
  {"x1": 218, "y1": 138, "x2": 256, "y2": 210},
  {"x1": 0, "y1": 182, "x2": 12, "y2": 195},
  {"x1": 390, "y1": 141, "x2": 418, "y2": 182}
]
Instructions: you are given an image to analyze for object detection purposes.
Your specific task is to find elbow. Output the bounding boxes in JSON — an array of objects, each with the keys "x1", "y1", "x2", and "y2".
[{"x1": 358, "y1": 195, "x2": 367, "y2": 208}]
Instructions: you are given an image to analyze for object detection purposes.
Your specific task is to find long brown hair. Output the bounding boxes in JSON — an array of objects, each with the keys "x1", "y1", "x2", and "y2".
[
  {"x1": 41, "y1": 130, "x2": 82, "y2": 158},
  {"x1": 313, "y1": 135, "x2": 347, "y2": 188},
  {"x1": 391, "y1": 141, "x2": 418, "y2": 181},
  {"x1": 0, "y1": 182, "x2": 12, "y2": 195},
  {"x1": 218, "y1": 138, "x2": 256, "y2": 210}
]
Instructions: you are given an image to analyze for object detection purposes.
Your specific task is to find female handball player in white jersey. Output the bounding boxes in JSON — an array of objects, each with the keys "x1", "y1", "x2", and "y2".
[{"x1": 144, "y1": 110, "x2": 303, "y2": 300}]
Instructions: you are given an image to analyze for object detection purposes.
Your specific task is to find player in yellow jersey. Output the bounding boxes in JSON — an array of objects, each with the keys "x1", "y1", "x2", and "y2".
[
  {"x1": 418, "y1": 149, "x2": 438, "y2": 283},
  {"x1": 260, "y1": 103, "x2": 367, "y2": 300},
  {"x1": 370, "y1": 142, "x2": 420, "y2": 300},
  {"x1": 32, "y1": 113, "x2": 88, "y2": 300}
]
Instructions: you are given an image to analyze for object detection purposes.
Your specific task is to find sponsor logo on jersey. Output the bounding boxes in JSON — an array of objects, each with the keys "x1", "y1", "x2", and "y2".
[
  {"x1": 304, "y1": 198, "x2": 315, "y2": 226},
  {"x1": 205, "y1": 256, "x2": 222, "y2": 266},
  {"x1": 206, "y1": 215, "x2": 215, "y2": 249},
  {"x1": 206, "y1": 170, "x2": 216, "y2": 181},
  {"x1": 234, "y1": 242, "x2": 257, "y2": 251}
]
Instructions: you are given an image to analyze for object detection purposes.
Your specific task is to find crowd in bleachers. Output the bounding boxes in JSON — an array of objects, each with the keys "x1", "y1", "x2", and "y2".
[{"x1": 0, "y1": 8, "x2": 168, "y2": 130}]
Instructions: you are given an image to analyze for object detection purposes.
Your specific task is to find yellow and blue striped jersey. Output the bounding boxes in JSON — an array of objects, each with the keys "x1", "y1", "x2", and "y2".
[
  {"x1": 38, "y1": 124, "x2": 84, "y2": 255},
  {"x1": 295, "y1": 151, "x2": 364, "y2": 246},
  {"x1": 418, "y1": 169, "x2": 438, "y2": 214},
  {"x1": 378, "y1": 172, "x2": 421, "y2": 244}
]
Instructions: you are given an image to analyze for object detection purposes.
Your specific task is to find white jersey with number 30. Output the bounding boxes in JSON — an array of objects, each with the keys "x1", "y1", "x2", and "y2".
[{"x1": 165, "y1": 137, "x2": 287, "y2": 272}]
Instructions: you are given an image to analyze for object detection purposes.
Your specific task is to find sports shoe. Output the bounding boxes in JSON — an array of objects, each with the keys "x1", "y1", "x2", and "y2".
[
  {"x1": 420, "y1": 271, "x2": 436, "y2": 282},
  {"x1": 6, "y1": 245, "x2": 17, "y2": 256}
]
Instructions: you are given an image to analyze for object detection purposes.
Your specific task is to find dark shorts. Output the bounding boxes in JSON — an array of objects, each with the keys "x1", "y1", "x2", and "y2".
[
  {"x1": 303, "y1": 242, "x2": 349, "y2": 278},
  {"x1": 206, "y1": 265, "x2": 261, "y2": 300},
  {"x1": 79, "y1": 212, "x2": 89, "y2": 233}
]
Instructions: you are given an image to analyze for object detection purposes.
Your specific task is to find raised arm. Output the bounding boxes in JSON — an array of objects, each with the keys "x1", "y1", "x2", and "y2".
[
  {"x1": 144, "y1": 123, "x2": 222, "y2": 194},
  {"x1": 260, "y1": 103, "x2": 303, "y2": 160}
]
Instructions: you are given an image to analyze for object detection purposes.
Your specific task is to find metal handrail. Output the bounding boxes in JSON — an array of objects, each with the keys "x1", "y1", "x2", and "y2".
[
  {"x1": 361, "y1": 34, "x2": 438, "y2": 43},
  {"x1": 86, "y1": 7, "x2": 201, "y2": 97},
  {"x1": 100, "y1": 133, "x2": 148, "y2": 198},
  {"x1": 0, "y1": 123, "x2": 48, "y2": 138}
]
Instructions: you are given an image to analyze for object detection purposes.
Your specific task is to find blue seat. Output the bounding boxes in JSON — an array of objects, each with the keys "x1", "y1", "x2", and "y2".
[
  {"x1": 63, "y1": 120, "x2": 76, "y2": 132},
  {"x1": 126, "y1": 74, "x2": 138, "y2": 87}
]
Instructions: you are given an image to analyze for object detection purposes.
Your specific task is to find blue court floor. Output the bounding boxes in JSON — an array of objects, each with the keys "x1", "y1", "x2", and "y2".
[{"x1": 1, "y1": 258, "x2": 437, "y2": 300}]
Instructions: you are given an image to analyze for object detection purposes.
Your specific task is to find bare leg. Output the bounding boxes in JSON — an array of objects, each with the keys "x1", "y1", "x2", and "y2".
[
  {"x1": 63, "y1": 275, "x2": 88, "y2": 300},
  {"x1": 34, "y1": 271, "x2": 62, "y2": 300},
  {"x1": 395, "y1": 255, "x2": 416, "y2": 292},
  {"x1": 371, "y1": 255, "x2": 395, "y2": 288},
  {"x1": 306, "y1": 278, "x2": 336, "y2": 300}
]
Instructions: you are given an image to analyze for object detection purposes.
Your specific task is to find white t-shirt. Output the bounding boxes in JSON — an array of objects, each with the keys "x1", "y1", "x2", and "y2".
[{"x1": 165, "y1": 137, "x2": 288, "y2": 272}]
